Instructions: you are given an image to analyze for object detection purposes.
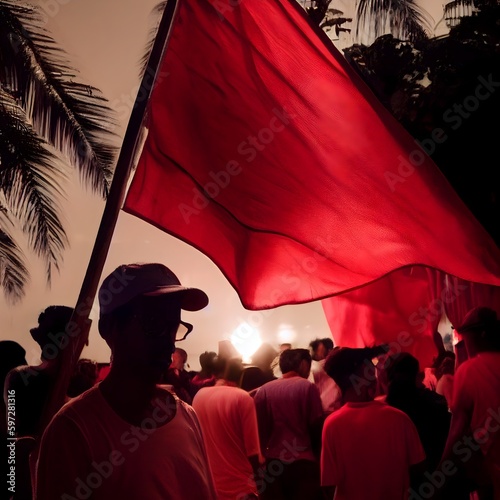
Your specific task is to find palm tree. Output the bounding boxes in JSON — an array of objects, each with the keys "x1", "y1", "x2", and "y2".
[
  {"x1": 0, "y1": 0, "x2": 117, "y2": 302},
  {"x1": 305, "y1": 0, "x2": 431, "y2": 43},
  {"x1": 356, "y1": 0, "x2": 431, "y2": 43}
]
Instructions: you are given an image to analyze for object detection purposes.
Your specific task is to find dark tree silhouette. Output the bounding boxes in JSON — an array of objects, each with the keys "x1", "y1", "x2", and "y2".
[{"x1": 0, "y1": 0, "x2": 117, "y2": 301}]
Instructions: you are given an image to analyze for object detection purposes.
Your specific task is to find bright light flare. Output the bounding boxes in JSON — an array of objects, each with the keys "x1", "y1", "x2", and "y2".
[{"x1": 230, "y1": 323, "x2": 262, "y2": 363}]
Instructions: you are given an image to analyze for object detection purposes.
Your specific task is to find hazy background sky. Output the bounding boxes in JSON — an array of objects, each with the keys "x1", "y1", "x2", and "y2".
[{"x1": 0, "y1": 0, "x2": 448, "y2": 370}]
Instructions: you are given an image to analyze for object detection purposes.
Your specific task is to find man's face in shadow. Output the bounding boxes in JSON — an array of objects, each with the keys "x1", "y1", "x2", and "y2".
[{"x1": 111, "y1": 295, "x2": 183, "y2": 378}]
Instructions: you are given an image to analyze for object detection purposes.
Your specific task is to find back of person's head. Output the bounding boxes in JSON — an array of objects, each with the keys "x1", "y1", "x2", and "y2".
[
  {"x1": 31, "y1": 306, "x2": 74, "y2": 356},
  {"x1": 212, "y1": 355, "x2": 227, "y2": 379},
  {"x1": 171, "y1": 347, "x2": 188, "y2": 370},
  {"x1": 454, "y1": 306, "x2": 500, "y2": 352},
  {"x1": 199, "y1": 351, "x2": 217, "y2": 374},
  {"x1": 309, "y1": 337, "x2": 334, "y2": 361},
  {"x1": 279, "y1": 348, "x2": 311, "y2": 376},
  {"x1": 67, "y1": 358, "x2": 99, "y2": 398},
  {"x1": 224, "y1": 357, "x2": 244, "y2": 384},
  {"x1": 239, "y1": 365, "x2": 269, "y2": 392},
  {"x1": 436, "y1": 356, "x2": 455, "y2": 379},
  {"x1": 0, "y1": 340, "x2": 27, "y2": 382},
  {"x1": 324, "y1": 345, "x2": 387, "y2": 396},
  {"x1": 386, "y1": 352, "x2": 420, "y2": 387},
  {"x1": 321, "y1": 337, "x2": 334, "y2": 352},
  {"x1": 309, "y1": 338, "x2": 322, "y2": 354},
  {"x1": 432, "y1": 350, "x2": 455, "y2": 370}
]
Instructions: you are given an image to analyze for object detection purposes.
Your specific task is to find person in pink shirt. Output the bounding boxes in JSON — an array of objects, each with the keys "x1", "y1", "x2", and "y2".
[
  {"x1": 36, "y1": 263, "x2": 216, "y2": 500},
  {"x1": 192, "y1": 357, "x2": 262, "y2": 500},
  {"x1": 440, "y1": 306, "x2": 500, "y2": 499},
  {"x1": 321, "y1": 346, "x2": 426, "y2": 499},
  {"x1": 254, "y1": 348, "x2": 324, "y2": 500}
]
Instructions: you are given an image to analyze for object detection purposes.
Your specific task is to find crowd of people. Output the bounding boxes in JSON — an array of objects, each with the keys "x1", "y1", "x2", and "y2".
[{"x1": 1, "y1": 261, "x2": 499, "y2": 499}]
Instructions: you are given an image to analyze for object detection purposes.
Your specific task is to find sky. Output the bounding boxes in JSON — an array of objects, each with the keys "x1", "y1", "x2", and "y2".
[{"x1": 0, "y1": 0, "x2": 449, "y2": 370}]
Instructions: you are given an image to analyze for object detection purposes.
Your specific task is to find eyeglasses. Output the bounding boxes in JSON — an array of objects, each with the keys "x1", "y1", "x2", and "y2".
[
  {"x1": 133, "y1": 314, "x2": 194, "y2": 342},
  {"x1": 174, "y1": 320, "x2": 194, "y2": 341}
]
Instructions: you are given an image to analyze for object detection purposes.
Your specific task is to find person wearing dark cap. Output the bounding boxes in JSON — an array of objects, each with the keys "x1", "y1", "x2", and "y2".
[
  {"x1": 439, "y1": 306, "x2": 500, "y2": 499},
  {"x1": 36, "y1": 263, "x2": 216, "y2": 500},
  {"x1": 320, "y1": 346, "x2": 425, "y2": 499},
  {"x1": 4, "y1": 305, "x2": 74, "y2": 500}
]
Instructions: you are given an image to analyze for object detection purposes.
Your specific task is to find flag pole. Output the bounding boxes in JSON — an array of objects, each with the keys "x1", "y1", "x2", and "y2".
[{"x1": 38, "y1": 0, "x2": 180, "y2": 437}]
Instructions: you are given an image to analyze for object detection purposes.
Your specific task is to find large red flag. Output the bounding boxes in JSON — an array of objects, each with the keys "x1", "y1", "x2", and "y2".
[{"x1": 124, "y1": 0, "x2": 500, "y2": 311}]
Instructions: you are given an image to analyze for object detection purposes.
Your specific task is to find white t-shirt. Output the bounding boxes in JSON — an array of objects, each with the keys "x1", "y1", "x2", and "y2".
[
  {"x1": 192, "y1": 384, "x2": 261, "y2": 500},
  {"x1": 36, "y1": 384, "x2": 216, "y2": 499},
  {"x1": 321, "y1": 400, "x2": 425, "y2": 499}
]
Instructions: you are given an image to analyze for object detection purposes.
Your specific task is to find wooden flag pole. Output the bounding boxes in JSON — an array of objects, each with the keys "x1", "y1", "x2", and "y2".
[{"x1": 38, "y1": 0, "x2": 180, "y2": 440}]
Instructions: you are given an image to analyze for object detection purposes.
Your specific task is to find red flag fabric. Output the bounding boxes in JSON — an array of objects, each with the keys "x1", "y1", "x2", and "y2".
[
  {"x1": 322, "y1": 268, "x2": 500, "y2": 368},
  {"x1": 124, "y1": 0, "x2": 500, "y2": 311},
  {"x1": 322, "y1": 267, "x2": 446, "y2": 369}
]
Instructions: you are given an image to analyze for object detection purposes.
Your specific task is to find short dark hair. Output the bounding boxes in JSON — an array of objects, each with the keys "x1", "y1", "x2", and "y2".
[
  {"x1": 32, "y1": 306, "x2": 74, "y2": 353},
  {"x1": 321, "y1": 337, "x2": 334, "y2": 351},
  {"x1": 279, "y1": 348, "x2": 311, "y2": 374},
  {"x1": 325, "y1": 346, "x2": 387, "y2": 393},
  {"x1": 309, "y1": 337, "x2": 334, "y2": 354},
  {"x1": 309, "y1": 338, "x2": 322, "y2": 353}
]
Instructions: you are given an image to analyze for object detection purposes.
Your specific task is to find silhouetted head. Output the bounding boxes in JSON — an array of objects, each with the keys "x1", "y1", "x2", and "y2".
[
  {"x1": 309, "y1": 337, "x2": 334, "y2": 361},
  {"x1": 387, "y1": 352, "x2": 420, "y2": 387},
  {"x1": 199, "y1": 351, "x2": 217, "y2": 374},
  {"x1": 97, "y1": 263, "x2": 208, "y2": 379},
  {"x1": 279, "y1": 348, "x2": 311, "y2": 378},
  {"x1": 0, "y1": 340, "x2": 27, "y2": 382},
  {"x1": 324, "y1": 345, "x2": 387, "y2": 401},
  {"x1": 454, "y1": 306, "x2": 500, "y2": 353},
  {"x1": 30, "y1": 306, "x2": 74, "y2": 361}
]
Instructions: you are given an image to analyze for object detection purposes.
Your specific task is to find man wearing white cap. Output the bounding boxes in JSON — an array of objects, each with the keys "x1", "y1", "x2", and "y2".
[{"x1": 36, "y1": 263, "x2": 216, "y2": 500}]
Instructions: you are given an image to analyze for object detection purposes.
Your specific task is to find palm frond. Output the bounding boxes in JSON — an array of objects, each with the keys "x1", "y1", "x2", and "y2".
[
  {"x1": 0, "y1": 225, "x2": 29, "y2": 303},
  {"x1": 0, "y1": 90, "x2": 68, "y2": 283},
  {"x1": 0, "y1": 0, "x2": 117, "y2": 197},
  {"x1": 139, "y1": 1, "x2": 167, "y2": 79},
  {"x1": 356, "y1": 0, "x2": 431, "y2": 42}
]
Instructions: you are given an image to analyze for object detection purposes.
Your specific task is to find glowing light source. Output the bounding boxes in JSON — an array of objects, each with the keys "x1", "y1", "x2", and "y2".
[
  {"x1": 277, "y1": 324, "x2": 296, "y2": 345},
  {"x1": 230, "y1": 323, "x2": 262, "y2": 363}
]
